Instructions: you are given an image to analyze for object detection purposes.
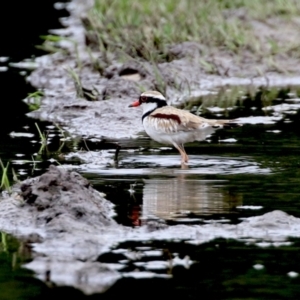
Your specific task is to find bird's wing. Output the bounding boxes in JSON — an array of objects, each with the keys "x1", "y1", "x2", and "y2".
[{"x1": 148, "y1": 106, "x2": 230, "y2": 133}]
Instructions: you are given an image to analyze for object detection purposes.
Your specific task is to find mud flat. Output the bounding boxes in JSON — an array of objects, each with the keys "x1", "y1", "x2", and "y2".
[{"x1": 0, "y1": 165, "x2": 299, "y2": 293}]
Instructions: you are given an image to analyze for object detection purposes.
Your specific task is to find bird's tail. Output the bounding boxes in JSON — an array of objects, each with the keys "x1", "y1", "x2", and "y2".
[
  {"x1": 223, "y1": 120, "x2": 242, "y2": 128},
  {"x1": 211, "y1": 119, "x2": 242, "y2": 129}
]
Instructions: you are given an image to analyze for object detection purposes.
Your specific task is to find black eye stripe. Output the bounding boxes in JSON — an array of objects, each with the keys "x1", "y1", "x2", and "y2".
[
  {"x1": 141, "y1": 95, "x2": 168, "y2": 121},
  {"x1": 140, "y1": 96, "x2": 164, "y2": 103}
]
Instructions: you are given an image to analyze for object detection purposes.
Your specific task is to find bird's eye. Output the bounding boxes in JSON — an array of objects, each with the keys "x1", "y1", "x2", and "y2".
[{"x1": 140, "y1": 96, "x2": 147, "y2": 103}]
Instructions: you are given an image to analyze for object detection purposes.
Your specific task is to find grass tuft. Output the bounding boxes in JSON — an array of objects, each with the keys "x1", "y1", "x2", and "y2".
[
  {"x1": 24, "y1": 91, "x2": 44, "y2": 111},
  {"x1": 35, "y1": 123, "x2": 47, "y2": 145},
  {"x1": 0, "y1": 159, "x2": 11, "y2": 193}
]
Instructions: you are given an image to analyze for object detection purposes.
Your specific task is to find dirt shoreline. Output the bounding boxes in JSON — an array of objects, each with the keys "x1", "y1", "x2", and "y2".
[{"x1": 27, "y1": 0, "x2": 300, "y2": 141}]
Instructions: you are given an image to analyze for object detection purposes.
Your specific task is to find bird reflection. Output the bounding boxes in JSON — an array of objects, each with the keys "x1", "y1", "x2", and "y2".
[{"x1": 141, "y1": 176, "x2": 242, "y2": 222}]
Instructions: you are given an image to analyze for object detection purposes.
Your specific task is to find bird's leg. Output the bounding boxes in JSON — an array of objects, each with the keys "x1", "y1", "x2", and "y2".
[
  {"x1": 173, "y1": 143, "x2": 189, "y2": 164},
  {"x1": 179, "y1": 143, "x2": 189, "y2": 163}
]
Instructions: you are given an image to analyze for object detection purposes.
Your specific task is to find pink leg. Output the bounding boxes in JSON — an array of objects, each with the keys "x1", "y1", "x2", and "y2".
[{"x1": 173, "y1": 143, "x2": 189, "y2": 164}]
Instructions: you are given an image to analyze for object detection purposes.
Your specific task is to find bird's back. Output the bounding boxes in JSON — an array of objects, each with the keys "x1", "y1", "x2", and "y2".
[{"x1": 147, "y1": 106, "x2": 234, "y2": 131}]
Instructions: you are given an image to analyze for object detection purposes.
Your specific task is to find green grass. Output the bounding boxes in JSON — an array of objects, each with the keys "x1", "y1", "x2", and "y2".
[
  {"x1": 86, "y1": 0, "x2": 300, "y2": 63},
  {"x1": 37, "y1": 34, "x2": 82, "y2": 69},
  {"x1": 65, "y1": 67, "x2": 84, "y2": 98},
  {"x1": 0, "y1": 159, "x2": 11, "y2": 193},
  {"x1": 25, "y1": 91, "x2": 44, "y2": 111},
  {"x1": 66, "y1": 67, "x2": 100, "y2": 100},
  {"x1": 35, "y1": 122, "x2": 47, "y2": 145},
  {"x1": 36, "y1": 34, "x2": 69, "y2": 55}
]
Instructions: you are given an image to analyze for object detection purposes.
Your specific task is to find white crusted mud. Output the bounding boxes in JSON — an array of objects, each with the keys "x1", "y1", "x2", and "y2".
[{"x1": 0, "y1": 166, "x2": 300, "y2": 294}]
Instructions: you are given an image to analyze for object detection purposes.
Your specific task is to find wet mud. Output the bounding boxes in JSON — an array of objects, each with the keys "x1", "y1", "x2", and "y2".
[{"x1": 1, "y1": 166, "x2": 300, "y2": 294}]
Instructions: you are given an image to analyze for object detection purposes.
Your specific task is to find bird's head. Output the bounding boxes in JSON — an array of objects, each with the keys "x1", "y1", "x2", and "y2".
[{"x1": 129, "y1": 91, "x2": 167, "y2": 114}]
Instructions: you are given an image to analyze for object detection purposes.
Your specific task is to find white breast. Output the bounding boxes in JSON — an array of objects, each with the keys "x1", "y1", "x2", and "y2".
[{"x1": 143, "y1": 116, "x2": 216, "y2": 145}]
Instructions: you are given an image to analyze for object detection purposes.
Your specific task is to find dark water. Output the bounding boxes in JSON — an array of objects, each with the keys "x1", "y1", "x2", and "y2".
[
  {"x1": 0, "y1": 233, "x2": 49, "y2": 300},
  {"x1": 2, "y1": 1, "x2": 300, "y2": 298},
  {"x1": 0, "y1": 0, "x2": 70, "y2": 171},
  {"x1": 0, "y1": 1, "x2": 71, "y2": 299},
  {"x1": 97, "y1": 238, "x2": 300, "y2": 299}
]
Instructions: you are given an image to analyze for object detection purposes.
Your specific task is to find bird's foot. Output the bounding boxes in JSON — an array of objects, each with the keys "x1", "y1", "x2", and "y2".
[
  {"x1": 181, "y1": 155, "x2": 189, "y2": 169},
  {"x1": 181, "y1": 162, "x2": 189, "y2": 169},
  {"x1": 181, "y1": 154, "x2": 189, "y2": 164}
]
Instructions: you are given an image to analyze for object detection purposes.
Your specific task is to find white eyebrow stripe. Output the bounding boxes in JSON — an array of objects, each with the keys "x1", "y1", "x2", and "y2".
[{"x1": 141, "y1": 92, "x2": 166, "y2": 101}]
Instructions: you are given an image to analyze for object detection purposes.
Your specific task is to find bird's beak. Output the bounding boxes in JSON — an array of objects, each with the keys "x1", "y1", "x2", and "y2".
[{"x1": 128, "y1": 100, "x2": 140, "y2": 107}]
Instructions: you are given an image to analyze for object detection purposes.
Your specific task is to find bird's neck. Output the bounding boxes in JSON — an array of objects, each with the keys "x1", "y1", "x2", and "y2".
[{"x1": 142, "y1": 101, "x2": 167, "y2": 121}]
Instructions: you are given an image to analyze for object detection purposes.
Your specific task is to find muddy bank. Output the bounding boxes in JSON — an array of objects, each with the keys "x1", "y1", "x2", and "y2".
[
  {"x1": 0, "y1": 165, "x2": 300, "y2": 293},
  {"x1": 0, "y1": 165, "x2": 126, "y2": 293},
  {"x1": 25, "y1": 0, "x2": 300, "y2": 141}
]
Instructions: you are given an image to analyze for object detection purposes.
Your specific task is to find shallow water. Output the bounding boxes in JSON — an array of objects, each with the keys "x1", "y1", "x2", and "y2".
[
  {"x1": 77, "y1": 87, "x2": 300, "y2": 228},
  {"x1": 97, "y1": 237, "x2": 300, "y2": 299},
  {"x1": 3, "y1": 100, "x2": 300, "y2": 298},
  {"x1": 3, "y1": 77, "x2": 300, "y2": 297},
  {"x1": 66, "y1": 87, "x2": 300, "y2": 298}
]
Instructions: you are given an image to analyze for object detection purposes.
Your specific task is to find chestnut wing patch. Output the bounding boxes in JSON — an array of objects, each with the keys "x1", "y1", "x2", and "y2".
[{"x1": 151, "y1": 113, "x2": 181, "y2": 124}]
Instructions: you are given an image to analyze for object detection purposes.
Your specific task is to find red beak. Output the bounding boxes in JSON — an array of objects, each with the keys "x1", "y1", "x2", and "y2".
[{"x1": 128, "y1": 100, "x2": 140, "y2": 107}]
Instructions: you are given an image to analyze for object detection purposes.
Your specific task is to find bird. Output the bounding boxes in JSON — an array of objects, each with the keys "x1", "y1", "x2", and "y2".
[{"x1": 129, "y1": 90, "x2": 239, "y2": 165}]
